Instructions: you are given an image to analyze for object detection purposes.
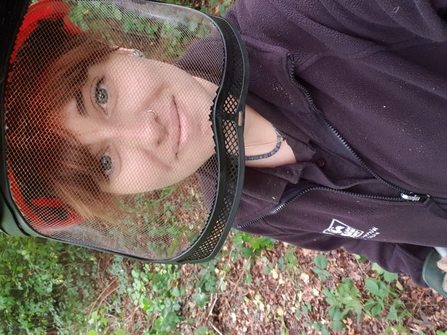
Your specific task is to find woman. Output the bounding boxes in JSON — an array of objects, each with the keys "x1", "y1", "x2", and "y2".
[{"x1": 3, "y1": 0, "x2": 447, "y2": 294}]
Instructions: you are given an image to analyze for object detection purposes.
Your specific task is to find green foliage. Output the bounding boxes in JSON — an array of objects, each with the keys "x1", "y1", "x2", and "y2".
[
  {"x1": 322, "y1": 263, "x2": 411, "y2": 332},
  {"x1": 309, "y1": 321, "x2": 330, "y2": 335},
  {"x1": 323, "y1": 278, "x2": 363, "y2": 330},
  {"x1": 0, "y1": 235, "x2": 97, "y2": 335},
  {"x1": 312, "y1": 254, "x2": 330, "y2": 281},
  {"x1": 203, "y1": 0, "x2": 234, "y2": 16},
  {"x1": 230, "y1": 231, "x2": 275, "y2": 259},
  {"x1": 66, "y1": 0, "x2": 213, "y2": 59},
  {"x1": 87, "y1": 258, "x2": 185, "y2": 335},
  {"x1": 0, "y1": 231, "x2": 431, "y2": 334},
  {"x1": 194, "y1": 326, "x2": 215, "y2": 335}
]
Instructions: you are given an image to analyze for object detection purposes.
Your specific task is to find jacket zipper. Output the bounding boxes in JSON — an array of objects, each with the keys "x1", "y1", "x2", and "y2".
[
  {"x1": 237, "y1": 54, "x2": 447, "y2": 229},
  {"x1": 237, "y1": 185, "x2": 405, "y2": 229},
  {"x1": 286, "y1": 53, "x2": 447, "y2": 204}
]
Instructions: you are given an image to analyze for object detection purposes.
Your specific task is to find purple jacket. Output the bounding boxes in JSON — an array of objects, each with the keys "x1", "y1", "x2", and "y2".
[{"x1": 224, "y1": 0, "x2": 447, "y2": 287}]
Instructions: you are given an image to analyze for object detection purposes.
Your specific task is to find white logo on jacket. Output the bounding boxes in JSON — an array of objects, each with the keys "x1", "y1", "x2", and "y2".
[{"x1": 323, "y1": 219, "x2": 379, "y2": 239}]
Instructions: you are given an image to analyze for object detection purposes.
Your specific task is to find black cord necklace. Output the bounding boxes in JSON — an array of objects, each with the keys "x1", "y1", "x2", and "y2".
[{"x1": 245, "y1": 126, "x2": 283, "y2": 161}]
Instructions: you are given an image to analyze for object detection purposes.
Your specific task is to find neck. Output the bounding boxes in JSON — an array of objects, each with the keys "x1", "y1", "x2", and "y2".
[
  {"x1": 244, "y1": 106, "x2": 296, "y2": 168},
  {"x1": 194, "y1": 76, "x2": 296, "y2": 168}
]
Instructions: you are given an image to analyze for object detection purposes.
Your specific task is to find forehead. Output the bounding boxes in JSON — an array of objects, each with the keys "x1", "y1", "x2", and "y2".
[
  {"x1": 88, "y1": 51, "x2": 146, "y2": 72},
  {"x1": 87, "y1": 52, "x2": 121, "y2": 73}
]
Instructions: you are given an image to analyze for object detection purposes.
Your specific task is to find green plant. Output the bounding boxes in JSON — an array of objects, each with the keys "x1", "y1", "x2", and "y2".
[
  {"x1": 230, "y1": 231, "x2": 275, "y2": 259},
  {"x1": 0, "y1": 234, "x2": 98, "y2": 335},
  {"x1": 312, "y1": 254, "x2": 330, "y2": 281},
  {"x1": 323, "y1": 277, "x2": 363, "y2": 330},
  {"x1": 322, "y1": 263, "x2": 413, "y2": 333},
  {"x1": 203, "y1": 0, "x2": 234, "y2": 16},
  {"x1": 67, "y1": 0, "x2": 212, "y2": 60},
  {"x1": 87, "y1": 258, "x2": 186, "y2": 334},
  {"x1": 364, "y1": 265, "x2": 410, "y2": 333},
  {"x1": 194, "y1": 326, "x2": 215, "y2": 335}
]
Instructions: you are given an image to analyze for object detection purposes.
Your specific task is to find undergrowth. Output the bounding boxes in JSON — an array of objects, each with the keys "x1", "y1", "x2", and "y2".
[
  {"x1": 0, "y1": 235, "x2": 97, "y2": 334},
  {"x1": 1, "y1": 229, "x2": 437, "y2": 334}
]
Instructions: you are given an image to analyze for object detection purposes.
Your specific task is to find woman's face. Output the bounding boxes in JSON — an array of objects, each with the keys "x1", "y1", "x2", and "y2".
[{"x1": 63, "y1": 51, "x2": 216, "y2": 194}]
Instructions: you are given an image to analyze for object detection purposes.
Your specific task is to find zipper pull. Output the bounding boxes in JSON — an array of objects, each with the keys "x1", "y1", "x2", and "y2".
[{"x1": 400, "y1": 193, "x2": 429, "y2": 202}]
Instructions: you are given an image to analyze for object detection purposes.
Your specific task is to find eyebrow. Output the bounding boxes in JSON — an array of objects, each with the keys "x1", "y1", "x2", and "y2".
[{"x1": 75, "y1": 90, "x2": 87, "y2": 116}]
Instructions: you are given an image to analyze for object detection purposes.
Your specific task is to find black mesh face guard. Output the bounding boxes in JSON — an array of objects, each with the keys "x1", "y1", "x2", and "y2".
[{"x1": 0, "y1": 0, "x2": 248, "y2": 263}]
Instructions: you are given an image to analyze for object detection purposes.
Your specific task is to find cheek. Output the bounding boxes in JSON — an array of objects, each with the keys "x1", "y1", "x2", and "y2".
[
  {"x1": 112, "y1": 65, "x2": 161, "y2": 97},
  {"x1": 108, "y1": 153, "x2": 163, "y2": 194}
]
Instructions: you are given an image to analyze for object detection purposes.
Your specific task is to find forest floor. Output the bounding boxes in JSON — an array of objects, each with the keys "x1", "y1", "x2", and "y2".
[
  {"x1": 94, "y1": 232, "x2": 447, "y2": 334},
  {"x1": 176, "y1": 236, "x2": 447, "y2": 335}
]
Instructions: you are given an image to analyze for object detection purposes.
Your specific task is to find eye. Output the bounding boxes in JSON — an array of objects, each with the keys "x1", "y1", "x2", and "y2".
[
  {"x1": 99, "y1": 155, "x2": 113, "y2": 177},
  {"x1": 75, "y1": 91, "x2": 86, "y2": 116},
  {"x1": 95, "y1": 77, "x2": 108, "y2": 108}
]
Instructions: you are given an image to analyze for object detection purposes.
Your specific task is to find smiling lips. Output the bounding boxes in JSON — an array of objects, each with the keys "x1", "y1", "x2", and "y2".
[{"x1": 173, "y1": 97, "x2": 181, "y2": 156}]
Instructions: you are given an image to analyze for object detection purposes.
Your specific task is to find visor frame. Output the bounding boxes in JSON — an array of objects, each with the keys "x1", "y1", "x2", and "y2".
[{"x1": 0, "y1": 0, "x2": 249, "y2": 264}]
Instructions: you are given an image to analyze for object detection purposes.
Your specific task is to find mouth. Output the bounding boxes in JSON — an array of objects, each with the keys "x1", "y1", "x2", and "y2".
[
  {"x1": 174, "y1": 97, "x2": 189, "y2": 157},
  {"x1": 173, "y1": 97, "x2": 181, "y2": 156}
]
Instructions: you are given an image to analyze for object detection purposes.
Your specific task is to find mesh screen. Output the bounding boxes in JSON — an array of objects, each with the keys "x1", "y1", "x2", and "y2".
[{"x1": 4, "y1": 0, "x2": 246, "y2": 262}]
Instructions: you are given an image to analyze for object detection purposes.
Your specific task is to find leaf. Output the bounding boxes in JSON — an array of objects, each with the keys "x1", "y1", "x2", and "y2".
[
  {"x1": 328, "y1": 307, "x2": 342, "y2": 321},
  {"x1": 387, "y1": 305, "x2": 398, "y2": 320},
  {"x1": 383, "y1": 271, "x2": 398, "y2": 283},
  {"x1": 331, "y1": 320, "x2": 345, "y2": 330},
  {"x1": 365, "y1": 278, "x2": 379, "y2": 296},
  {"x1": 314, "y1": 254, "x2": 328, "y2": 269},
  {"x1": 395, "y1": 280, "x2": 404, "y2": 291},
  {"x1": 372, "y1": 263, "x2": 385, "y2": 275},
  {"x1": 353, "y1": 254, "x2": 367, "y2": 261},
  {"x1": 323, "y1": 289, "x2": 339, "y2": 307},
  {"x1": 195, "y1": 326, "x2": 209, "y2": 335},
  {"x1": 171, "y1": 287, "x2": 180, "y2": 297},
  {"x1": 363, "y1": 299, "x2": 376, "y2": 312},
  {"x1": 371, "y1": 303, "x2": 383, "y2": 316},
  {"x1": 112, "y1": 6, "x2": 122, "y2": 20},
  {"x1": 241, "y1": 248, "x2": 254, "y2": 258}
]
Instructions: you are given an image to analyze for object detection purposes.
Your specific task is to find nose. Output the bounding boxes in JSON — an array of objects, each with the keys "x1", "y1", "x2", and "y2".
[{"x1": 73, "y1": 111, "x2": 165, "y2": 149}]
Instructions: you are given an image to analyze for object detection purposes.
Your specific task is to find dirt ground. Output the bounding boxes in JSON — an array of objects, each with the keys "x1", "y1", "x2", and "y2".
[{"x1": 178, "y1": 240, "x2": 447, "y2": 335}]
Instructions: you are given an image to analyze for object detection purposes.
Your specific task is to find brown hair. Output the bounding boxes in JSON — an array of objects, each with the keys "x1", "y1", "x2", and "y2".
[{"x1": 5, "y1": 18, "x2": 121, "y2": 224}]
